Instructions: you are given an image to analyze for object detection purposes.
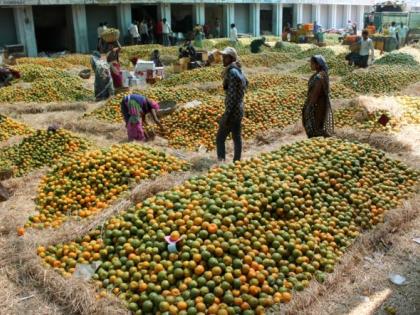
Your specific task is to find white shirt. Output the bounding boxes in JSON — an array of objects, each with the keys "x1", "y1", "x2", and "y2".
[
  {"x1": 360, "y1": 38, "x2": 374, "y2": 57},
  {"x1": 399, "y1": 25, "x2": 409, "y2": 38},
  {"x1": 129, "y1": 24, "x2": 140, "y2": 38},
  {"x1": 229, "y1": 27, "x2": 238, "y2": 42},
  {"x1": 163, "y1": 22, "x2": 171, "y2": 34}
]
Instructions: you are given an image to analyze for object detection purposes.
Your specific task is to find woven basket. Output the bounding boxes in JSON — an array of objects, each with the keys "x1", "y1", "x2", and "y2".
[
  {"x1": 101, "y1": 29, "x2": 120, "y2": 43},
  {"x1": 79, "y1": 69, "x2": 91, "y2": 79}
]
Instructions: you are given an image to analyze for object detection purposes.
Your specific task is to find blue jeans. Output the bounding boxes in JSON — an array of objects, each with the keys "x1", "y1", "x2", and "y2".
[{"x1": 216, "y1": 117, "x2": 242, "y2": 162}]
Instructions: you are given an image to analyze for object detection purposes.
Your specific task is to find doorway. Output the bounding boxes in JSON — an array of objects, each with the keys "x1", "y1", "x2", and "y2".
[{"x1": 33, "y1": 5, "x2": 75, "y2": 53}]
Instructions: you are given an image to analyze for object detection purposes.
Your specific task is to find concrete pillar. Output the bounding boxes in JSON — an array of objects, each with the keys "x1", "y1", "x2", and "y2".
[
  {"x1": 71, "y1": 5, "x2": 89, "y2": 53},
  {"x1": 223, "y1": 4, "x2": 235, "y2": 37},
  {"x1": 158, "y1": 3, "x2": 171, "y2": 27},
  {"x1": 329, "y1": 4, "x2": 337, "y2": 29},
  {"x1": 357, "y1": 5, "x2": 365, "y2": 31},
  {"x1": 249, "y1": 3, "x2": 260, "y2": 37},
  {"x1": 272, "y1": 3, "x2": 283, "y2": 37},
  {"x1": 293, "y1": 4, "x2": 303, "y2": 27},
  {"x1": 312, "y1": 4, "x2": 321, "y2": 25},
  {"x1": 13, "y1": 6, "x2": 37, "y2": 57},
  {"x1": 193, "y1": 3, "x2": 205, "y2": 26},
  {"x1": 117, "y1": 3, "x2": 132, "y2": 42},
  {"x1": 344, "y1": 5, "x2": 352, "y2": 27}
]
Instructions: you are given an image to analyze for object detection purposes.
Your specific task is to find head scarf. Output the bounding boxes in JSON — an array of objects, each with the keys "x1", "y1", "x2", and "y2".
[{"x1": 311, "y1": 55, "x2": 329, "y2": 73}]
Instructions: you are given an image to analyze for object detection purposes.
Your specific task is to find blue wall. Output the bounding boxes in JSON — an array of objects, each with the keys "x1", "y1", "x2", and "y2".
[
  {"x1": 0, "y1": 8, "x2": 18, "y2": 49},
  {"x1": 86, "y1": 5, "x2": 118, "y2": 51}
]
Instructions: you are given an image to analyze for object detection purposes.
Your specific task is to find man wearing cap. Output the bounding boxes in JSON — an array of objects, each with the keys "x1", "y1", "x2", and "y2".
[{"x1": 216, "y1": 47, "x2": 248, "y2": 162}]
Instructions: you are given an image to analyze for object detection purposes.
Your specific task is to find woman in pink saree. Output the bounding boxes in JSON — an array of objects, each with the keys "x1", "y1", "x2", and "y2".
[{"x1": 120, "y1": 94, "x2": 163, "y2": 141}]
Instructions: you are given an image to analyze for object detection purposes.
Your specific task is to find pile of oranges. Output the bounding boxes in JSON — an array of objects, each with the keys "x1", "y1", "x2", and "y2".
[
  {"x1": 28, "y1": 144, "x2": 188, "y2": 229},
  {"x1": 0, "y1": 129, "x2": 90, "y2": 177},
  {"x1": 0, "y1": 64, "x2": 91, "y2": 103},
  {"x1": 241, "y1": 52, "x2": 293, "y2": 68},
  {"x1": 39, "y1": 138, "x2": 417, "y2": 314},
  {"x1": 0, "y1": 115, "x2": 33, "y2": 141}
]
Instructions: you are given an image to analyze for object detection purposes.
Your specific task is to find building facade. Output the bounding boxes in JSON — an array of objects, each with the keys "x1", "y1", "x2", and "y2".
[{"x1": 0, "y1": 0, "x2": 374, "y2": 56}]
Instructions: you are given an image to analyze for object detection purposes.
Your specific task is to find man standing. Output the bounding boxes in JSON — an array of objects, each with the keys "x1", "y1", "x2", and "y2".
[
  {"x1": 129, "y1": 21, "x2": 140, "y2": 45},
  {"x1": 313, "y1": 21, "x2": 320, "y2": 43},
  {"x1": 214, "y1": 18, "x2": 221, "y2": 38},
  {"x1": 358, "y1": 29, "x2": 374, "y2": 68},
  {"x1": 162, "y1": 18, "x2": 172, "y2": 46},
  {"x1": 389, "y1": 21, "x2": 399, "y2": 48},
  {"x1": 229, "y1": 23, "x2": 238, "y2": 46},
  {"x1": 216, "y1": 47, "x2": 248, "y2": 162},
  {"x1": 139, "y1": 20, "x2": 149, "y2": 44}
]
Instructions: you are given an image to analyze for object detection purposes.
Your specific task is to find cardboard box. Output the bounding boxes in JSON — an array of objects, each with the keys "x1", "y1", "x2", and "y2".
[
  {"x1": 197, "y1": 51, "x2": 208, "y2": 62},
  {"x1": 173, "y1": 64, "x2": 182, "y2": 73},
  {"x1": 179, "y1": 57, "x2": 190, "y2": 66}
]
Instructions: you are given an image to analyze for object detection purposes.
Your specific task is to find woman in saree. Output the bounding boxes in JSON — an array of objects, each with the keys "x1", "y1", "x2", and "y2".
[
  {"x1": 302, "y1": 55, "x2": 334, "y2": 138},
  {"x1": 120, "y1": 94, "x2": 164, "y2": 141}
]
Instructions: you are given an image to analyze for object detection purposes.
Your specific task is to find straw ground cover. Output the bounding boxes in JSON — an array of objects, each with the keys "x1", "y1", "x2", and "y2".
[
  {"x1": 1, "y1": 120, "x2": 419, "y2": 315},
  {"x1": 1, "y1": 43, "x2": 420, "y2": 315}
]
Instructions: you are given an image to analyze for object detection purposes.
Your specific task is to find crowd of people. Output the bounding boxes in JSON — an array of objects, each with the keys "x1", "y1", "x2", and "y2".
[{"x1": 123, "y1": 18, "x2": 225, "y2": 48}]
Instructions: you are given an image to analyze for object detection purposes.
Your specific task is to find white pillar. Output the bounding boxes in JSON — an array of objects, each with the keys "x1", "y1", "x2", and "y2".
[
  {"x1": 344, "y1": 5, "x2": 352, "y2": 27},
  {"x1": 158, "y1": 3, "x2": 171, "y2": 27},
  {"x1": 357, "y1": 5, "x2": 365, "y2": 31},
  {"x1": 272, "y1": 3, "x2": 283, "y2": 37},
  {"x1": 193, "y1": 3, "x2": 205, "y2": 26},
  {"x1": 329, "y1": 4, "x2": 337, "y2": 29},
  {"x1": 312, "y1": 4, "x2": 321, "y2": 25},
  {"x1": 13, "y1": 6, "x2": 37, "y2": 57},
  {"x1": 293, "y1": 4, "x2": 303, "y2": 27},
  {"x1": 223, "y1": 4, "x2": 235, "y2": 37},
  {"x1": 71, "y1": 5, "x2": 89, "y2": 53},
  {"x1": 249, "y1": 3, "x2": 260, "y2": 37}
]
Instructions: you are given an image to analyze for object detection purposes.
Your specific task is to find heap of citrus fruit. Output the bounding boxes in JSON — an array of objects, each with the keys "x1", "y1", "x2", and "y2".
[
  {"x1": 295, "y1": 55, "x2": 354, "y2": 77},
  {"x1": 343, "y1": 65, "x2": 420, "y2": 94},
  {"x1": 330, "y1": 83, "x2": 357, "y2": 99},
  {"x1": 157, "y1": 66, "x2": 223, "y2": 87},
  {"x1": 0, "y1": 115, "x2": 33, "y2": 141},
  {"x1": 39, "y1": 138, "x2": 417, "y2": 314},
  {"x1": 0, "y1": 129, "x2": 90, "y2": 177},
  {"x1": 395, "y1": 96, "x2": 420, "y2": 125},
  {"x1": 273, "y1": 42, "x2": 302, "y2": 54},
  {"x1": 335, "y1": 95, "x2": 420, "y2": 132},
  {"x1": 241, "y1": 53, "x2": 293, "y2": 68},
  {"x1": 374, "y1": 52, "x2": 418, "y2": 66},
  {"x1": 17, "y1": 55, "x2": 91, "y2": 69},
  {"x1": 28, "y1": 144, "x2": 188, "y2": 229},
  {"x1": 0, "y1": 64, "x2": 91, "y2": 103},
  {"x1": 295, "y1": 47, "x2": 335, "y2": 60}
]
